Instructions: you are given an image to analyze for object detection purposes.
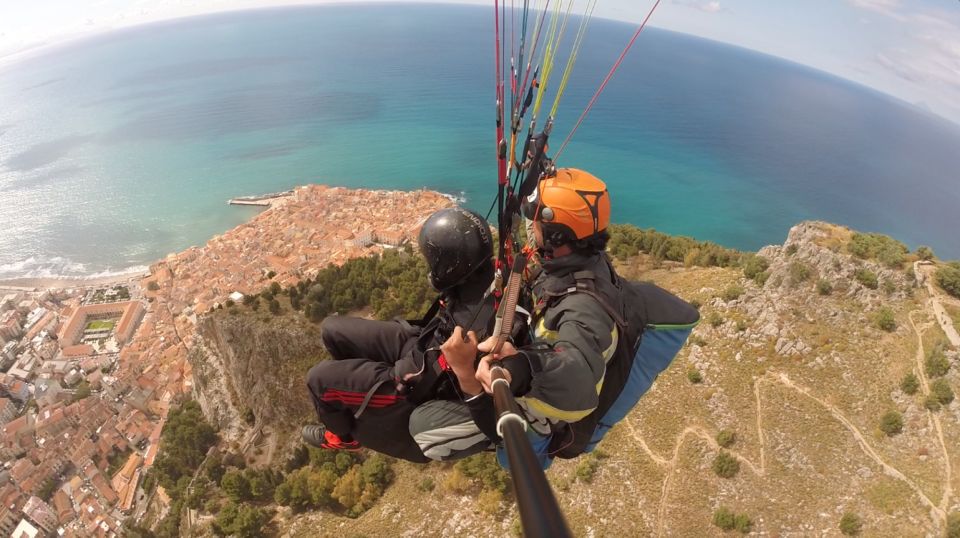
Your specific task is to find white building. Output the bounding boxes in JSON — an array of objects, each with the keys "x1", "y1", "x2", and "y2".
[{"x1": 11, "y1": 519, "x2": 39, "y2": 538}]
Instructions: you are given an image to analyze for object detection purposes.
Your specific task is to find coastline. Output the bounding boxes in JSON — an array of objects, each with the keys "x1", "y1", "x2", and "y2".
[
  {"x1": 0, "y1": 189, "x2": 297, "y2": 289},
  {"x1": 0, "y1": 270, "x2": 148, "y2": 292},
  {"x1": 0, "y1": 186, "x2": 464, "y2": 289}
]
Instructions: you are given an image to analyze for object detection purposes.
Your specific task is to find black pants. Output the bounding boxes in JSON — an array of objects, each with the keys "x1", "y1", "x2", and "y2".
[{"x1": 306, "y1": 316, "x2": 489, "y2": 463}]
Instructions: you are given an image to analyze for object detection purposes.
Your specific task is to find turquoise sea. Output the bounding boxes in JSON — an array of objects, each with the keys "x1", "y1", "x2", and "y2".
[{"x1": 1, "y1": 4, "x2": 959, "y2": 278}]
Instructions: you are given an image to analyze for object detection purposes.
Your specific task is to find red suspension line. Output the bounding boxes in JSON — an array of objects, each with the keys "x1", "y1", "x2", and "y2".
[{"x1": 555, "y1": 0, "x2": 661, "y2": 159}]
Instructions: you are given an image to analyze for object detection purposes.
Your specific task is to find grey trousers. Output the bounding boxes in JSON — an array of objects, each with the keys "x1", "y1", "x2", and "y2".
[{"x1": 409, "y1": 399, "x2": 491, "y2": 461}]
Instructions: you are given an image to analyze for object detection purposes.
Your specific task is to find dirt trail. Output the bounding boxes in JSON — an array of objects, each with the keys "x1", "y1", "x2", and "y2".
[
  {"x1": 908, "y1": 310, "x2": 954, "y2": 515},
  {"x1": 915, "y1": 261, "x2": 960, "y2": 348},
  {"x1": 627, "y1": 366, "x2": 948, "y2": 536}
]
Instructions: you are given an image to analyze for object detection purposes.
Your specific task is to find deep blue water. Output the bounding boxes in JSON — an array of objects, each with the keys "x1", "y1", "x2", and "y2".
[{"x1": 1, "y1": 4, "x2": 958, "y2": 278}]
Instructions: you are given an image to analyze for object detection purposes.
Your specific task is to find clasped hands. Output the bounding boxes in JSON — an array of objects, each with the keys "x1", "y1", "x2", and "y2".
[{"x1": 439, "y1": 327, "x2": 517, "y2": 396}]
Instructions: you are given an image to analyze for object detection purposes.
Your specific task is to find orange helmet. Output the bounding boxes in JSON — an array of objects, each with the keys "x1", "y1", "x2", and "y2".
[{"x1": 521, "y1": 168, "x2": 610, "y2": 245}]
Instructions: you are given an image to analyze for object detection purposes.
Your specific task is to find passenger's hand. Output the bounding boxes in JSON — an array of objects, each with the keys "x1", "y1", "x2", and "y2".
[
  {"x1": 440, "y1": 327, "x2": 483, "y2": 395},
  {"x1": 475, "y1": 355, "x2": 512, "y2": 394},
  {"x1": 477, "y1": 335, "x2": 518, "y2": 359}
]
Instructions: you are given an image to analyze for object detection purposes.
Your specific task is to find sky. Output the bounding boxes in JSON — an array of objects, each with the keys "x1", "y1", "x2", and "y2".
[{"x1": 2, "y1": 0, "x2": 959, "y2": 124}]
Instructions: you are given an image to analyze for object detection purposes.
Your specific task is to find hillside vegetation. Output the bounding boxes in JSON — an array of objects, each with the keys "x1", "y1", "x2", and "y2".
[{"x1": 170, "y1": 221, "x2": 960, "y2": 537}]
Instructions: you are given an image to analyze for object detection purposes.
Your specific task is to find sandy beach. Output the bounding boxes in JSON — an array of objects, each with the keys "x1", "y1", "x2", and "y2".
[{"x1": 0, "y1": 271, "x2": 147, "y2": 292}]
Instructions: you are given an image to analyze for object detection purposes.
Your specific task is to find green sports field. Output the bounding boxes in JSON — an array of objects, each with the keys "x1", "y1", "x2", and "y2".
[{"x1": 85, "y1": 320, "x2": 116, "y2": 332}]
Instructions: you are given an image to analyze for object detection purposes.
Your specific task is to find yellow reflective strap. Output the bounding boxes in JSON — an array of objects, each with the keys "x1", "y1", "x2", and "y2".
[{"x1": 519, "y1": 396, "x2": 593, "y2": 423}]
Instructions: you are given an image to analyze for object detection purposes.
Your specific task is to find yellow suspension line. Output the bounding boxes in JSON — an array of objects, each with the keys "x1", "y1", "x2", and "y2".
[
  {"x1": 550, "y1": 0, "x2": 597, "y2": 119},
  {"x1": 532, "y1": 0, "x2": 570, "y2": 120},
  {"x1": 506, "y1": 0, "x2": 536, "y2": 178}
]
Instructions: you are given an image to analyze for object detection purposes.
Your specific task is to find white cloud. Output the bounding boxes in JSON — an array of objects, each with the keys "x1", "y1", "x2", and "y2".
[
  {"x1": 848, "y1": 0, "x2": 903, "y2": 19},
  {"x1": 672, "y1": 0, "x2": 725, "y2": 14},
  {"x1": 847, "y1": 0, "x2": 960, "y2": 123}
]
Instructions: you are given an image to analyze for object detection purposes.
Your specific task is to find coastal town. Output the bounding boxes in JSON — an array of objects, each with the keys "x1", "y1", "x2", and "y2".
[{"x1": 0, "y1": 185, "x2": 452, "y2": 537}]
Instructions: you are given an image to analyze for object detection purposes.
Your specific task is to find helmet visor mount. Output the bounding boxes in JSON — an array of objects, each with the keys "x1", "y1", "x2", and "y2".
[{"x1": 521, "y1": 182, "x2": 553, "y2": 222}]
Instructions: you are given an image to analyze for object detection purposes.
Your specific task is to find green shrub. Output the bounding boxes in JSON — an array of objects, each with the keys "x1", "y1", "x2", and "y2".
[
  {"x1": 930, "y1": 379, "x2": 954, "y2": 407},
  {"x1": 300, "y1": 250, "x2": 434, "y2": 320},
  {"x1": 789, "y1": 262, "x2": 813, "y2": 285},
  {"x1": 575, "y1": 454, "x2": 602, "y2": 483},
  {"x1": 203, "y1": 498, "x2": 220, "y2": 514},
  {"x1": 454, "y1": 453, "x2": 511, "y2": 496},
  {"x1": 879, "y1": 411, "x2": 903, "y2": 436},
  {"x1": 742, "y1": 255, "x2": 769, "y2": 280},
  {"x1": 214, "y1": 502, "x2": 271, "y2": 537},
  {"x1": 786, "y1": 244, "x2": 798, "y2": 256},
  {"x1": 152, "y1": 401, "x2": 218, "y2": 498},
  {"x1": 925, "y1": 346, "x2": 950, "y2": 378},
  {"x1": 916, "y1": 246, "x2": 934, "y2": 261},
  {"x1": 878, "y1": 246, "x2": 907, "y2": 268},
  {"x1": 713, "y1": 507, "x2": 736, "y2": 530},
  {"x1": 875, "y1": 307, "x2": 896, "y2": 332},
  {"x1": 688, "y1": 335, "x2": 708, "y2": 347},
  {"x1": 935, "y1": 262, "x2": 960, "y2": 299},
  {"x1": 817, "y1": 279, "x2": 833, "y2": 295},
  {"x1": 417, "y1": 477, "x2": 435, "y2": 492},
  {"x1": 900, "y1": 373, "x2": 919, "y2": 395},
  {"x1": 882, "y1": 279, "x2": 897, "y2": 295},
  {"x1": 713, "y1": 451, "x2": 740, "y2": 478},
  {"x1": 754, "y1": 270, "x2": 770, "y2": 287},
  {"x1": 267, "y1": 270, "x2": 277, "y2": 279},
  {"x1": 687, "y1": 369, "x2": 703, "y2": 384},
  {"x1": 855, "y1": 269, "x2": 879, "y2": 290},
  {"x1": 947, "y1": 512, "x2": 960, "y2": 538},
  {"x1": 713, "y1": 507, "x2": 751, "y2": 533},
  {"x1": 925, "y1": 394, "x2": 943, "y2": 411},
  {"x1": 708, "y1": 312, "x2": 724, "y2": 328},
  {"x1": 147, "y1": 280, "x2": 160, "y2": 291},
  {"x1": 848, "y1": 232, "x2": 908, "y2": 268},
  {"x1": 733, "y1": 514, "x2": 752, "y2": 534},
  {"x1": 607, "y1": 224, "x2": 745, "y2": 268},
  {"x1": 716, "y1": 430, "x2": 736, "y2": 448},
  {"x1": 735, "y1": 319, "x2": 748, "y2": 332},
  {"x1": 839, "y1": 512, "x2": 862, "y2": 535},
  {"x1": 722, "y1": 284, "x2": 745, "y2": 302}
]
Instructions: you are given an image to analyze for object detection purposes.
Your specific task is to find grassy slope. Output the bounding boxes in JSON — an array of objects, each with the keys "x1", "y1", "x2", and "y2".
[{"x1": 267, "y1": 258, "x2": 956, "y2": 537}]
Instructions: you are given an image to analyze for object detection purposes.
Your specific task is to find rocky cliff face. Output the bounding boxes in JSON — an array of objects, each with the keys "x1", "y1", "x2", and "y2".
[
  {"x1": 736, "y1": 221, "x2": 914, "y2": 357},
  {"x1": 188, "y1": 308, "x2": 324, "y2": 458},
  {"x1": 759, "y1": 221, "x2": 912, "y2": 304}
]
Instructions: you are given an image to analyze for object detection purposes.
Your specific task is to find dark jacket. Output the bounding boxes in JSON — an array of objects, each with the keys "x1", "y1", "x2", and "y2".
[
  {"x1": 395, "y1": 263, "x2": 503, "y2": 403},
  {"x1": 467, "y1": 251, "x2": 617, "y2": 438}
]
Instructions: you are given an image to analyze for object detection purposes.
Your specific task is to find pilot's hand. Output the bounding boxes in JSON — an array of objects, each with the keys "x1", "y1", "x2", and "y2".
[
  {"x1": 477, "y1": 335, "x2": 518, "y2": 359},
  {"x1": 475, "y1": 355, "x2": 512, "y2": 394}
]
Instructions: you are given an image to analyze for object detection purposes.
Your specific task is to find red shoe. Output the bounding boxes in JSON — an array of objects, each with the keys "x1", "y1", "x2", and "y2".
[{"x1": 301, "y1": 425, "x2": 361, "y2": 451}]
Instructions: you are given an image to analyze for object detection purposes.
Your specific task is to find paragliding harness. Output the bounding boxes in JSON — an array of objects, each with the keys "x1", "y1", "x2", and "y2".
[
  {"x1": 398, "y1": 280, "x2": 530, "y2": 406},
  {"x1": 399, "y1": 293, "x2": 495, "y2": 405},
  {"x1": 541, "y1": 257, "x2": 700, "y2": 459}
]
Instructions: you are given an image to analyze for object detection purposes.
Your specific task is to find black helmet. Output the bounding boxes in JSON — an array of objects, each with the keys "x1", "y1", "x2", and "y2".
[{"x1": 418, "y1": 207, "x2": 493, "y2": 292}]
